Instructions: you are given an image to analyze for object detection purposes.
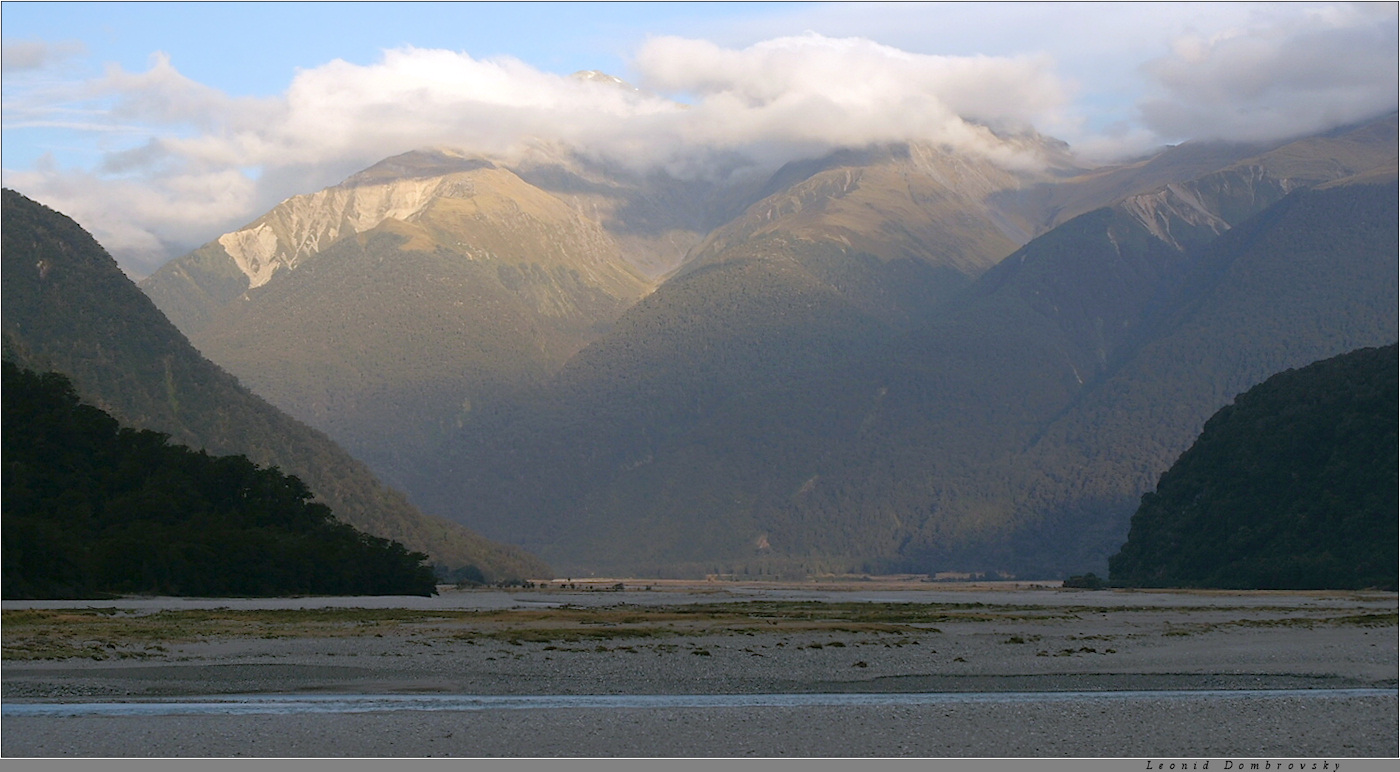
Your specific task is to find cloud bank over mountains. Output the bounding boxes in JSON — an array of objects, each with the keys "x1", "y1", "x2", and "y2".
[
  {"x1": 1137, "y1": 3, "x2": 1398, "y2": 143},
  {"x1": 3, "y1": 4, "x2": 1395, "y2": 277}
]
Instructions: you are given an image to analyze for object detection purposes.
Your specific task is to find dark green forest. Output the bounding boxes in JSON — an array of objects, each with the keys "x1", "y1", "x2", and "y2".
[
  {"x1": 1109, "y1": 345, "x2": 1398, "y2": 590},
  {"x1": 2, "y1": 362, "x2": 438, "y2": 599}
]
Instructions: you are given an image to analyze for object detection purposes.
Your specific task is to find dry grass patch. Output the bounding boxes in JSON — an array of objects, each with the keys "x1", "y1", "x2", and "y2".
[
  {"x1": 3, "y1": 602, "x2": 946, "y2": 658},
  {"x1": 1159, "y1": 612, "x2": 1397, "y2": 638},
  {"x1": 7, "y1": 600, "x2": 1389, "y2": 660},
  {"x1": 1, "y1": 607, "x2": 455, "y2": 660}
]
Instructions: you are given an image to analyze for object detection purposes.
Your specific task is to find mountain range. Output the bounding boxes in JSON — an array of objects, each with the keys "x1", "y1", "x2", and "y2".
[{"x1": 122, "y1": 111, "x2": 1400, "y2": 578}]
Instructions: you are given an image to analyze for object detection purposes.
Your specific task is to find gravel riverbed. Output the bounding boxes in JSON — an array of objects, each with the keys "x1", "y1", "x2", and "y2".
[{"x1": 3, "y1": 584, "x2": 1395, "y2": 757}]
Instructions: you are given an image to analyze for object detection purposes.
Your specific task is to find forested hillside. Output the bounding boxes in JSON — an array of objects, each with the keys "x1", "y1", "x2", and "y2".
[
  {"x1": 1109, "y1": 345, "x2": 1398, "y2": 590},
  {"x1": 423, "y1": 170, "x2": 1397, "y2": 577},
  {"x1": 1006, "y1": 178, "x2": 1400, "y2": 571},
  {"x1": 2, "y1": 363, "x2": 438, "y2": 599}
]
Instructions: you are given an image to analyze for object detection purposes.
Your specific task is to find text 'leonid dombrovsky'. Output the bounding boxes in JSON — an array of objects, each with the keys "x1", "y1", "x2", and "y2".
[{"x1": 1146, "y1": 762, "x2": 1342, "y2": 771}]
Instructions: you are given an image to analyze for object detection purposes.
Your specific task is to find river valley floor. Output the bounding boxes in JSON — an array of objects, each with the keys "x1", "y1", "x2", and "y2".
[{"x1": 2, "y1": 581, "x2": 1396, "y2": 757}]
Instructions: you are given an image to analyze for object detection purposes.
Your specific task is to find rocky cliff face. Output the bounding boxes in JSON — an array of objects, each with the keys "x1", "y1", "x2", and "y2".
[{"x1": 219, "y1": 161, "x2": 482, "y2": 288}]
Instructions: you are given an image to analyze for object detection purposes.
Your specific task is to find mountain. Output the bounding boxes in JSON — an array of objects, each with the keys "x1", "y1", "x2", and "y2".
[
  {"x1": 396, "y1": 134, "x2": 1100, "y2": 572},
  {"x1": 140, "y1": 149, "x2": 665, "y2": 482},
  {"x1": 681, "y1": 137, "x2": 1084, "y2": 286},
  {"x1": 2, "y1": 188, "x2": 549, "y2": 582},
  {"x1": 142, "y1": 132, "x2": 1085, "y2": 492},
  {"x1": 1108, "y1": 344, "x2": 1397, "y2": 590},
  {"x1": 417, "y1": 116, "x2": 1397, "y2": 577}
]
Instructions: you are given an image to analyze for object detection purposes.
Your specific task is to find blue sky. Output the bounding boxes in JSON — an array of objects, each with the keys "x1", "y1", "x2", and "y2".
[
  {"x1": 2, "y1": 2, "x2": 769, "y2": 98},
  {"x1": 3, "y1": 2, "x2": 1395, "y2": 276}
]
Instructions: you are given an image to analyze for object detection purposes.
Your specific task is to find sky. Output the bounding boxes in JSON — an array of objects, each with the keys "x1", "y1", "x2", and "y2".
[{"x1": 3, "y1": 1, "x2": 1396, "y2": 278}]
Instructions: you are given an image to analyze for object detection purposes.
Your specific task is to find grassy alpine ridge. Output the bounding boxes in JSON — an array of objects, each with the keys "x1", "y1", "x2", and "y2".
[
  {"x1": 2, "y1": 363, "x2": 438, "y2": 599},
  {"x1": 1110, "y1": 344, "x2": 1399, "y2": 590},
  {"x1": 1, "y1": 188, "x2": 550, "y2": 582}
]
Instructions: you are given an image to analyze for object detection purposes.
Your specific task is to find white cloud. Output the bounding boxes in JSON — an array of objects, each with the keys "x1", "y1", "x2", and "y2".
[
  {"x1": 95, "y1": 52, "x2": 275, "y2": 134},
  {"x1": 1137, "y1": 3, "x2": 1398, "y2": 142},
  {"x1": 630, "y1": 34, "x2": 1067, "y2": 164},
  {"x1": 1, "y1": 38, "x2": 86, "y2": 71},
  {"x1": 3, "y1": 10, "x2": 1395, "y2": 277}
]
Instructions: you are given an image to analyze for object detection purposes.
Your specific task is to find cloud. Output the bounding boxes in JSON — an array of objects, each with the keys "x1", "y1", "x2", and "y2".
[
  {"x1": 3, "y1": 14, "x2": 1395, "y2": 277},
  {"x1": 3, "y1": 47, "x2": 685, "y2": 276},
  {"x1": 1, "y1": 38, "x2": 86, "y2": 71},
  {"x1": 263, "y1": 48, "x2": 676, "y2": 167},
  {"x1": 95, "y1": 52, "x2": 277, "y2": 134},
  {"x1": 178, "y1": 36, "x2": 1059, "y2": 178},
  {"x1": 1138, "y1": 4, "x2": 1398, "y2": 142},
  {"x1": 629, "y1": 34, "x2": 1068, "y2": 168}
]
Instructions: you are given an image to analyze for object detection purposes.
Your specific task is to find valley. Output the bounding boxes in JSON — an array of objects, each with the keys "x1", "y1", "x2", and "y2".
[
  {"x1": 4, "y1": 6, "x2": 1397, "y2": 761},
  {"x1": 135, "y1": 114, "x2": 1400, "y2": 579}
]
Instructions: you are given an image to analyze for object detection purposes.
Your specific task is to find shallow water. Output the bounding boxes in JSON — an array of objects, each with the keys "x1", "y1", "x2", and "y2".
[{"x1": 7, "y1": 687, "x2": 1394, "y2": 717}]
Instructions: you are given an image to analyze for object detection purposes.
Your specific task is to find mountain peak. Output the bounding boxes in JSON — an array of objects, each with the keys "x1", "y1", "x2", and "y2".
[
  {"x1": 212, "y1": 150, "x2": 520, "y2": 288},
  {"x1": 342, "y1": 148, "x2": 497, "y2": 187}
]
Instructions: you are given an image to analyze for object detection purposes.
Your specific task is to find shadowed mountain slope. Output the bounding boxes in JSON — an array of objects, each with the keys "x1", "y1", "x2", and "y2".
[{"x1": 2, "y1": 188, "x2": 549, "y2": 581}]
